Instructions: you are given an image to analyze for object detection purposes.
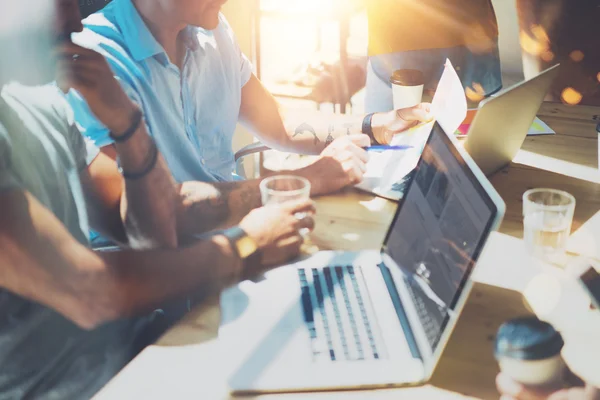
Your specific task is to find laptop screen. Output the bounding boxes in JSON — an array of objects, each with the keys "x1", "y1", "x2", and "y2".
[{"x1": 383, "y1": 122, "x2": 498, "y2": 352}]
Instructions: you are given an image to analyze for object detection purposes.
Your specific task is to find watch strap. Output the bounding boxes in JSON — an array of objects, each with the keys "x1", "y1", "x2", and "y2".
[
  {"x1": 222, "y1": 226, "x2": 258, "y2": 259},
  {"x1": 362, "y1": 113, "x2": 379, "y2": 145},
  {"x1": 222, "y1": 227, "x2": 262, "y2": 281}
]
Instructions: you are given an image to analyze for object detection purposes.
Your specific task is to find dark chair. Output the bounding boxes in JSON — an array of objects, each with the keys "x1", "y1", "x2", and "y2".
[{"x1": 79, "y1": 0, "x2": 112, "y2": 18}]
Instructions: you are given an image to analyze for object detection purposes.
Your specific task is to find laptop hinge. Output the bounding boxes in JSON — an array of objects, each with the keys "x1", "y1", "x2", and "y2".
[{"x1": 377, "y1": 261, "x2": 422, "y2": 360}]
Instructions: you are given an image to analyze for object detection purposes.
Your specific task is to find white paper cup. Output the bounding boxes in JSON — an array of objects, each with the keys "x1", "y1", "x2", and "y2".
[
  {"x1": 391, "y1": 69, "x2": 424, "y2": 110},
  {"x1": 495, "y1": 317, "x2": 565, "y2": 388},
  {"x1": 498, "y1": 355, "x2": 565, "y2": 386}
]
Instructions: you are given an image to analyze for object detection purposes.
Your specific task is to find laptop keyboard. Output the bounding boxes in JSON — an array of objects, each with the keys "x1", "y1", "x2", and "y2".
[
  {"x1": 298, "y1": 266, "x2": 386, "y2": 362},
  {"x1": 403, "y1": 276, "x2": 446, "y2": 349}
]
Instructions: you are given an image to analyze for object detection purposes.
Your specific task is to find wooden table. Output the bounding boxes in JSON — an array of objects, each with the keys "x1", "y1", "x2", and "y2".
[{"x1": 95, "y1": 103, "x2": 600, "y2": 400}]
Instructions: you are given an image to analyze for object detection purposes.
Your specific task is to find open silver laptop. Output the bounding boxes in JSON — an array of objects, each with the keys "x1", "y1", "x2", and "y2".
[
  {"x1": 226, "y1": 122, "x2": 505, "y2": 394},
  {"x1": 464, "y1": 64, "x2": 560, "y2": 175}
]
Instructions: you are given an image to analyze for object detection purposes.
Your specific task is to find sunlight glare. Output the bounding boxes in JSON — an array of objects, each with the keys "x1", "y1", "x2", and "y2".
[
  {"x1": 259, "y1": 0, "x2": 347, "y2": 81},
  {"x1": 523, "y1": 273, "x2": 562, "y2": 318},
  {"x1": 261, "y1": 0, "x2": 339, "y2": 17},
  {"x1": 342, "y1": 233, "x2": 360, "y2": 242},
  {"x1": 513, "y1": 150, "x2": 600, "y2": 184},
  {"x1": 359, "y1": 197, "x2": 390, "y2": 212},
  {"x1": 465, "y1": 82, "x2": 485, "y2": 103},
  {"x1": 519, "y1": 25, "x2": 550, "y2": 57}
]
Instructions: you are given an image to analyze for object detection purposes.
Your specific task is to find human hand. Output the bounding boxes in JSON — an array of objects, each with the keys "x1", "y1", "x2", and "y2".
[
  {"x1": 496, "y1": 372, "x2": 598, "y2": 400},
  {"x1": 298, "y1": 134, "x2": 370, "y2": 195},
  {"x1": 371, "y1": 103, "x2": 433, "y2": 145},
  {"x1": 55, "y1": 41, "x2": 138, "y2": 135},
  {"x1": 239, "y1": 199, "x2": 315, "y2": 274}
]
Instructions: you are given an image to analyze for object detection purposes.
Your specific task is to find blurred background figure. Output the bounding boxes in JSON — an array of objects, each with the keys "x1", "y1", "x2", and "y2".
[
  {"x1": 516, "y1": 0, "x2": 600, "y2": 106},
  {"x1": 0, "y1": 0, "x2": 55, "y2": 86},
  {"x1": 364, "y1": 0, "x2": 502, "y2": 112}
]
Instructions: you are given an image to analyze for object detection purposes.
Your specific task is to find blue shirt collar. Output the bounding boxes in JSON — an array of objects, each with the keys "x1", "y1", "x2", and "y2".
[{"x1": 114, "y1": 0, "x2": 198, "y2": 63}]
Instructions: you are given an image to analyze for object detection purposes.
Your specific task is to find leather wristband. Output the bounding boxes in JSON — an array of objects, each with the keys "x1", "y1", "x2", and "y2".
[
  {"x1": 362, "y1": 113, "x2": 379, "y2": 145},
  {"x1": 109, "y1": 108, "x2": 143, "y2": 143},
  {"x1": 118, "y1": 137, "x2": 159, "y2": 180}
]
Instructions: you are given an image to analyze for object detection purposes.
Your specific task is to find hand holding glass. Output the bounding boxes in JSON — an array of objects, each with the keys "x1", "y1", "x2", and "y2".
[{"x1": 260, "y1": 175, "x2": 312, "y2": 234}]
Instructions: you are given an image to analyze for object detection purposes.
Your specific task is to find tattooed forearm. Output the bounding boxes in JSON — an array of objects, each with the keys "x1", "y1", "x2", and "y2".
[
  {"x1": 283, "y1": 114, "x2": 363, "y2": 154},
  {"x1": 177, "y1": 180, "x2": 262, "y2": 238},
  {"x1": 290, "y1": 119, "x2": 362, "y2": 148},
  {"x1": 325, "y1": 124, "x2": 335, "y2": 146},
  {"x1": 343, "y1": 123, "x2": 354, "y2": 136},
  {"x1": 181, "y1": 183, "x2": 232, "y2": 231},
  {"x1": 293, "y1": 122, "x2": 320, "y2": 145},
  {"x1": 121, "y1": 155, "x2": 179, "y2": 247}
]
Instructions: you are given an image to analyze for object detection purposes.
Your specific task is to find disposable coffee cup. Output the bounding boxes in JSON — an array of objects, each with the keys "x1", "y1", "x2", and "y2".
[
  {"x1": 495, "y1": 317, "x2": 565, "y2": 387},
  {"x1": 390, "y1": 69, "x2": 424, "y2": 110}
]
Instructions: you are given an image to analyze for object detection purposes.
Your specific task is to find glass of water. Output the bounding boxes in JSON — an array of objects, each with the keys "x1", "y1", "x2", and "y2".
[
  {"x1": 260, "y1": 175, "x2": 311, "y2": 236},
  {"x1": 260, "y1": 175, "x2": 311, "y2": 205},
  {"x1": 523, "y1": 188, "x2": 576, "y2": 264}
]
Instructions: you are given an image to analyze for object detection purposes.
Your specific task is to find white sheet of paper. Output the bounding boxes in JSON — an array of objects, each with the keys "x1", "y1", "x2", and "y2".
[
  {"x1": 528, "y1": 116, "x2": 555, "y2": 136},
  {"x1": 356, "y1": 60, "x2": 467, "y2": 201},
  {"x1": 431, "y1": 59, "x2": 468, "y2": 135},
  {"x1": 356, "y1": 121, "x2": 434, "y2": 200}
]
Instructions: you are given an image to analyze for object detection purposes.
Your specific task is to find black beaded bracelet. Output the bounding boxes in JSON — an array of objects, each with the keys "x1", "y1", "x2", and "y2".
[
  {"x1": 118, "y1": 138, "x2": 159, "y2": 180},
  {"x1": 109, "y1": 108, "x2": 143, "y2": 143},
  {"x1": 362, "y1": 112, "x2": 379, "y2": 145}
]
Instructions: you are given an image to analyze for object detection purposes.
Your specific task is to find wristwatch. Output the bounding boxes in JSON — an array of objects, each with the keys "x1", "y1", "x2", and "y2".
[
  {"x1": 362, "y1": 113, "x2": 379, "y2": 144},
  {"x1": 222, "y1": 226, "x2": 259, "y2": 260}
]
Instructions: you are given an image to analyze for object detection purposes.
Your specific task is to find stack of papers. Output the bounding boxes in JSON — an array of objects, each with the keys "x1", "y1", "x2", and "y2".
[
  {"x1": 355, "y1": 61, "x2": 556, "y2": 201},
  {"x1": 356, "y1": 60, "x2": 467, "y2": 201}
]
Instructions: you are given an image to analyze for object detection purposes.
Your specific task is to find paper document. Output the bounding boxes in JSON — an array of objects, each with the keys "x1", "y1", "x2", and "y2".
[
  {"x1": 528, "y1": 117, "x2": 555, "y2": 135},
  {"x1": 430, "y1": 60, "x2": 468, "y2": 135},
  {"x1": 356, "y1": 60, "x2": 467, "y2": 201}
]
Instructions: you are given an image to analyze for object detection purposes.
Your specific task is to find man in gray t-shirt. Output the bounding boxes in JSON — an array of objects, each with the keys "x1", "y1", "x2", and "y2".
[
  {"x1": 0, "y1": 0, "x2": 315, "y2": 397},
  {"x1": 0, "y1": 82, "x2": 149, "y2": 399}
]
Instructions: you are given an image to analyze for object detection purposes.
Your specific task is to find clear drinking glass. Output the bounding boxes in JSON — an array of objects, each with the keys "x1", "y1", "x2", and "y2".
[
  {"x1": 260, "y1": 175, "x2": 311, "y2": 205},
  {"x1": 260, "y1": 175, "x2": 311, "y2": 236},
  {"x1": 523, "y1": 188, "x2": 576, "y2": 264}
]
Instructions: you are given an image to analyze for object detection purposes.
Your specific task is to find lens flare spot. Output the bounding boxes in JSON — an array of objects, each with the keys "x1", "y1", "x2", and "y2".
[
  {"x1": 531, "y1": 25, "x2": 548, "y2": 40},
  {"x1": 561, "y1": 87, "x2": 583, "y2": 105},
  {"x1": 519, "y1": 33, "x2": 549, "y2": 56},
  {"x1": 465, "y1": 83, "x2": 485, "y2": 103},
  {"x1": 541, "y1": 50, "x2": 555, "y2": 62},
  {"x1": 464, "y1": 23, "x2": 495, "y2": 54},
  {"x1": 519, "y1": 25, "x2": 552, "y2": 57},
  {"x1": 570, "y1": 50, "x2": 585, "y2": 62},
  {"x1": 596, "y1": 72, "x2": 600, "y2": 83}
]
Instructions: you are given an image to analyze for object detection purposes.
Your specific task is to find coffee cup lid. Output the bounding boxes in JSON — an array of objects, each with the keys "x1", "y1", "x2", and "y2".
[
  {"x1": 495, "y1": 317, "x2": 564, "y2": 361},
  {"x1": 390, "y1": 69, "x2": 425, "y2": 86}
]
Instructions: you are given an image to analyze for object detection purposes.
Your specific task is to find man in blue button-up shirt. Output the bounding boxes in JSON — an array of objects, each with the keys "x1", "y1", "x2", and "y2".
[{"x1": 67, "y1": 0, "x2": 431, "y2": 198}]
